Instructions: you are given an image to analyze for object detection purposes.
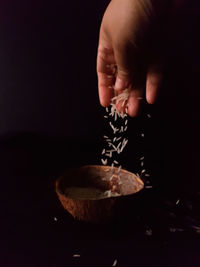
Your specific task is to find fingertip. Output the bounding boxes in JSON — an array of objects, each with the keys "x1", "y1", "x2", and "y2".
[{"x1": 146, "y1": 70, "x2": 162, "y2": 104}]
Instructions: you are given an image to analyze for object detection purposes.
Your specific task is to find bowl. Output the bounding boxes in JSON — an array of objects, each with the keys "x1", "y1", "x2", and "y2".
[{"x1": 55, "y1": 165, "x2": 144, "y2": 223}]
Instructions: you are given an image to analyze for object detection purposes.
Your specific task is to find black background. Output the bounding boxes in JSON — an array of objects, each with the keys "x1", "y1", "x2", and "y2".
[{"x1": 1, "y1": 1, "x2": 200, "y2": 266}]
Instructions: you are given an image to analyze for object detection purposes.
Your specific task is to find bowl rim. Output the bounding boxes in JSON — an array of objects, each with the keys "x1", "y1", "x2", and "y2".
[{"x1": 56, "y1": 164, "x2": 144, "y2": 200}]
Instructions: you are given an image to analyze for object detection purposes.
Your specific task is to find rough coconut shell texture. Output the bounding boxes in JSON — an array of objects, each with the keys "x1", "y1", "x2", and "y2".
[{"x1": 56, "y1": 165, "x2": 144, "y2": 223}]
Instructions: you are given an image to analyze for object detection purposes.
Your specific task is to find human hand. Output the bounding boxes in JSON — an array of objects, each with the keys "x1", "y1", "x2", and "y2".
[{"x1": 97, "y1": 0, "x2": 171, "y2": 116}]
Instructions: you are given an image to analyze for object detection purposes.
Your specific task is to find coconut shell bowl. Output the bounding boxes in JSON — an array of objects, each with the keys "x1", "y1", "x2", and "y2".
[{"x1": 55, "y1": 165, "x2": 144, "y2": 223}]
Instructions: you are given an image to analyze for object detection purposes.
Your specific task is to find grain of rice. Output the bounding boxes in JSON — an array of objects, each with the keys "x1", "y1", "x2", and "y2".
[
  {"x1": 145, "y1": 229, "x2": 152, "y2": 236},
  {"x1": 140, "y1": 156, "x2": 144, "y2": 160},
  {"x1": 125, "y1": 119, "x2": 128, "y2": 125},
  {"x1": 141, "y1": 161, "x2": 144, "y2": 167},
  {"x1": 106, "y1": 107, "x2": 109, "y2": 112},
  {"x1": 176, "y1": 199, "x2": 180, "y2": 205},
  {"x1": 101, "y1": 149, "x2": 105, "y2": 155},
  {"x1": 147, "y1": 113, "x2": 151, "y2": 118},
  {"x1": 103, "y1": 135, "x2": 108, "y2": 139},
  {"x1": 141, "y1": 133, "x2": 144, "y2": 137},
  {"x1": 145, "y1": 185, "x2": 153, "y2": 189},
  {"x1": 112, "y1": 259, "x2": 118, "y2": 266},
  {"x1": 54, "y1": 217, "x2": 57, "y2": 221},
  {"x1": 113, "y1": 137, "x2": 117, "y2": 142},
  {"x1": 114, "y1": 160, "x2": 118, "y2": 164},
  {"x1": 124, "y1": 126, "x2": 128, "y2": 131},
  {"x1": 109, "y1": 175, "x2": 114, "y2": 181},
  {"x1": 144, "y1": 173, "x2": 150, "y2": 177},
  {"x1": 141, "y1": 169, "x2": 146, "y2": 173},
  {"x1": 114, "y1": 111, "x2": 117, "y2": 121},
  {"x1": 104, "y1": 115, "x2": 108, "y2": 118},
  {"x1": 101, "y1": 158, "x2": 107, "y2": 165},
  {"x1": 116, "y1": 137, "x2": 122, "y2": 141},
  {"x1": 73, "y1": 254, "x2": 80, "y2": 258},
  {"x1": 110, "y1": 143, "x2": 118, "y2": 151},
  {"x1": 117, "y1": 165, "x2": 121, "y2": 173}
]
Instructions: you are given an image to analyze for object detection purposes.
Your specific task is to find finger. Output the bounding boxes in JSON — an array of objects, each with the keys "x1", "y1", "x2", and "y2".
[
  {"x1": 146, "y1": 65, "x2": 162, "y2": 104},
  {"x1": 127, "y1": 89, "x2": 143, "y2": 117},
  {"x1": 113, "y1": 43, "x2": 133, "y2": 91},
  {"x1": 97, "y1": 45, "x2": 116, "y2": 107}
]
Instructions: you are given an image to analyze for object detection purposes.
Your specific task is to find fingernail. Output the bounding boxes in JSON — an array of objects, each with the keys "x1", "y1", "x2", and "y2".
[{"x1": 115, "y1": 77, "x2": 127, "y2": 91}]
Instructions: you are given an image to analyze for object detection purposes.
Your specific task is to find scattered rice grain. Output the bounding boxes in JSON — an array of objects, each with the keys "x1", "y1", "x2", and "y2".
[{"x1": 112, "y1": 259, "x2": 118, "y2": 266}]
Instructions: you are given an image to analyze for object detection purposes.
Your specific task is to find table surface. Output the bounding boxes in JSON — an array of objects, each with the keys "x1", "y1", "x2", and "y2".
[{"x1": 1, "y1": 133, "x2": 200, "y2": 267}]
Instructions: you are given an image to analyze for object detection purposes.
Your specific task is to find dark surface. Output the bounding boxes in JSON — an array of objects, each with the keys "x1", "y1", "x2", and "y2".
[
  {"x1": 0, "y1": 0, "x2": 200, "y2": 266},
  {"x1": 1, "y1": 133, "x2": 200, "y2": 267}
]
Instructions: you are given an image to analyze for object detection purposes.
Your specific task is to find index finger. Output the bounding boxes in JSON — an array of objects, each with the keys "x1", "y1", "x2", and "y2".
[{"x1": 97, "y1": 45, "x2": 116, "y2": 107}]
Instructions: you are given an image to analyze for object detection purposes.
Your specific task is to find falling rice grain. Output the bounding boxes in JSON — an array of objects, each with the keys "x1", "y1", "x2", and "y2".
[
  {"x1": 73, "y1": 254, "x2": 80, "y2": 258},
  {"x1": 101, "y1": 149, "x2": 105, "y2": 155},
  {"x1": 101, "y1": 158, "x2": 107, "y2": 165},
  {"x1": 147, "y1": 113, "x2": 151, "y2": 118},
  {"x1": 112, "y1": 259, "x2": 118, "y2": 266}
]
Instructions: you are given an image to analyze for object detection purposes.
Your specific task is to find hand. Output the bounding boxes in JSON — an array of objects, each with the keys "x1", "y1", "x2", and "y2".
[{"x1": 97, "y1": 0, "x2": 170, "y2": 117}]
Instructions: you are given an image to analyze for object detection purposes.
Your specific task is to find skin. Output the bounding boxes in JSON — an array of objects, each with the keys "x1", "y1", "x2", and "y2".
[{"x1": 97, "y1": 0, "x2": 173, "y2": 117}]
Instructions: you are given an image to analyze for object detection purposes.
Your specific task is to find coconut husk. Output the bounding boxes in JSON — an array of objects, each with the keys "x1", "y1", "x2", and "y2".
[{"x1": 55, "y1": 165, "x2": 144, "y2": 223}]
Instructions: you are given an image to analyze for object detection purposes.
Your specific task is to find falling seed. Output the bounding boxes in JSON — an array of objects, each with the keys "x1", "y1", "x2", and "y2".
[
  {"x1": 141, "y1": 169, "x2": 146, "y2": 173},
  {"x1": 144, "y1": 173, "x2": 150, "y2": 177},
  {"x1": 73, "y1": 254, "x2": 80, "y2": 258},
  {"x1": 145, "y1": 185, "x2": 153, "y2": 189},
  {"x1": 112, "y1": 259, "x2": 118, "y2": 266},
  {"x1": 176, "y1": 199, "x2": 180, "y2": 205},
  {"x1": 54, "y1": 217, "x2": 57, "y2": 221},
  {"x1": 124, "y1": 126, "x2": 128, "y2": 131},
  {"x1": 140, "y1": 156, "x2": 144, "y2": 160},
  {"x1": 145, "y1": 228, "x2": 152, "y2": 236},
  {"x1": 101, "y1": 158, "x2": 107, "y2": 165},
  {"x1": 141, "y1": 161, "x2": 144, "y2": 167},
  {"x1": 106, "y1": 107, "x2": 109, "y2": 112},
  {"x1": 147, "y1": 113, "x2": 151, "y2": 118},
  {"x1": 114, "y1": 160, "x2": 119, "y2": 164},
  {"x1": 141, "y1": 133, "x2": 144, "y2": 137},
  {"x1": 104, "y1": 115, "x2": 108, "y2": 118},
  {"x1": 125, "y1": 119, "x2": 128, "y2": 125},
  {"x1": 101, "y1": 149, "x2": 105, "y2": 155},
  {"x1": 103, "y1": 135, "x2": 108, "y2": 139}
]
